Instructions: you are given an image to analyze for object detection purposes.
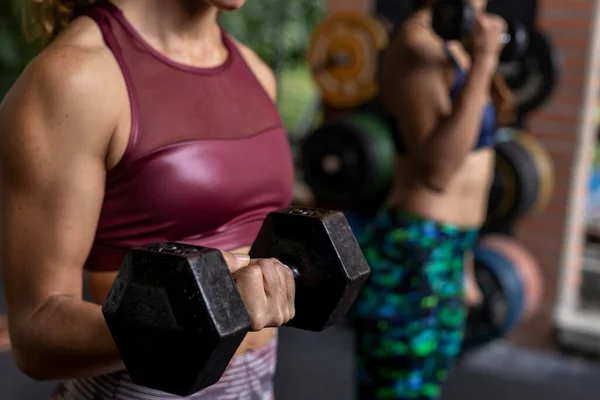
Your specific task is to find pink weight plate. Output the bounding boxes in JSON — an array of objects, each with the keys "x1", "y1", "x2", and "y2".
[{"x1": 478, "y1": 235, "x2": 544, "y2": 321}]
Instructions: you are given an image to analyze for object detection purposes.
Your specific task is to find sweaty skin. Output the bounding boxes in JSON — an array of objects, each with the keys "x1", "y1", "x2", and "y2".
[{"x1": 0, "y1": 2, "x2": 279, "y2": 381}]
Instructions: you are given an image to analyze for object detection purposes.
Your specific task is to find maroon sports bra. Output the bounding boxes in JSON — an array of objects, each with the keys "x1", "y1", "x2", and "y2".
[{"x1": 84, "y1": 3, "x2": 294, "y2": 272}]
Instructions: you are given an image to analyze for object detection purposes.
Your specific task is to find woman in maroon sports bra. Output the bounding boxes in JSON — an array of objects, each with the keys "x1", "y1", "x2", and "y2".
[{"x1": 0, "y1": 1, "x2": 296, "y2": 399}]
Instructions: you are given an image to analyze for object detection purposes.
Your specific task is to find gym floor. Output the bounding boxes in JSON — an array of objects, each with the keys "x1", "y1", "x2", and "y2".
[
  {"x1": 2, "y1": 280, "x2": 600, "y2": 400},
  {"x1": 3, "y1": 325, "x2": 600, "y2": 400}
]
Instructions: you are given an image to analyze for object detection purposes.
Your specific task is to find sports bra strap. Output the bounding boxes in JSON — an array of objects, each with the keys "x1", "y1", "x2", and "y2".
[
  {"x1": 444, "y1": 45, "x2": 461, "y2": 69},
  {"x1": 85, "y1": 5, "x2": 141, "y2": 160}
]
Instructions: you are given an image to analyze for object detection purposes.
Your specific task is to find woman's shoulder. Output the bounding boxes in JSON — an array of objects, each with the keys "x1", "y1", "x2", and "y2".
[
  {"x1": 4, "y1": 16, "x2": 122, "y2": 119},
  {"x1": 0, "y1": 18, "x2": 124, "y2": 161},
  {"x1": 387, "y1": 19, "x2": 447, "y2": 67},
  {"x1": 225, "y1": 34, "x2": 277, "y2": 102},
  {"x1": 38, "y1": 16, "x2": 117, "y2": 79}
]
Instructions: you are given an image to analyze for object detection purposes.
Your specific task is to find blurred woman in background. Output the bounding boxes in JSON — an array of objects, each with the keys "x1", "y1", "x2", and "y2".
[{"x1": 352, "y1": 0, "x2": 515, "y2": 398}]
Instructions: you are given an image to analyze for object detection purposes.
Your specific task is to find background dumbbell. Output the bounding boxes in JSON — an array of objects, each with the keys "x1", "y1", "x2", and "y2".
[
  {"x1": 431, "y1": 0, "x2": 528, "y2": 62},
  {"x1": 102, "y1": 207, "x2": 371, "y2": 397}
]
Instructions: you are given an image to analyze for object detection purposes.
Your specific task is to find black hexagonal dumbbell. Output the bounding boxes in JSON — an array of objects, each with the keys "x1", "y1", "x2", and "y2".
[
  {"x1": 102, "y1": 207, "x2": 371, "y2": 396},
  {"x1": 431, "y1": 0, "x2": 529, "y2": 62}
]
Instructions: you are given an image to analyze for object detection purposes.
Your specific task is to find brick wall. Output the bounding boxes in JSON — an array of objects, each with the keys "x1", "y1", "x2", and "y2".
[{"x1": 510, "y1": 0, "x2": 600, "y2": 349}]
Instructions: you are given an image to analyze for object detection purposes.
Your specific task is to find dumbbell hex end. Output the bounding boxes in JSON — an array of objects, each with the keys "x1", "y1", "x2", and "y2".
[
  {"x1": 249, "y1": 207, "x2": 371, "y2": 332},
  {"x1": 103, "y1": 244, "x2": 251, "y2": 396}
]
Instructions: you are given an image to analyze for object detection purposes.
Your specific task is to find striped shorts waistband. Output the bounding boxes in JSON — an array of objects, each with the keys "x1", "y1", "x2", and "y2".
[{"x1": 52, "y1": 336, "x2": 278, "y2": 400}]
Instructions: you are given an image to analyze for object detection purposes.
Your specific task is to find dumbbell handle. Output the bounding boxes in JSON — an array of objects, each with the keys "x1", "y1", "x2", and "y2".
[
  {"x1": 246, "y1": 206, "x2": 342, "y2": 286},
  {"x1": 147, "y1": 242, "x2": 302, "y2": 281},
  {"x1": 246, "y1": 250, "x2": 303, "y2": 281}
]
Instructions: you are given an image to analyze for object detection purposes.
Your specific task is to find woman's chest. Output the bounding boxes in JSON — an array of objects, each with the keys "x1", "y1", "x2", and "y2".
[{"x1": 102, "y1": 128, "x2": 295, "y2": 236}]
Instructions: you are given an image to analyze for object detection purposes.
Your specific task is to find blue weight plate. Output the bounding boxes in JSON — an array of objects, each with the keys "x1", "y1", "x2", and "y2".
[{"x1": 463, "y1": 246, "x2": 525, "y2": 350}]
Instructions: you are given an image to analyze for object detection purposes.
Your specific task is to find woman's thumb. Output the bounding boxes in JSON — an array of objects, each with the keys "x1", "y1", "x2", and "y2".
[{"x1": 220, "y1": 251, "x2": 251, "y2": 274}]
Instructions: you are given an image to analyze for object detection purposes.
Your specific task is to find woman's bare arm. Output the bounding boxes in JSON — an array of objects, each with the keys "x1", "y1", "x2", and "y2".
[
  {"x1": 0, "y1": 44, "x2": 124, "y2": 380},
  {"x1": 381, "y1": 27, "x2": 496, "y2": 191}
]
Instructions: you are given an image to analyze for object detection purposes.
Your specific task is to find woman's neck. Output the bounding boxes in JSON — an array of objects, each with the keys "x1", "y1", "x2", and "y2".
[
  {"x1": 110, "y1": 0, "x2": 227, "y2": 67},
  {"x1": 111, "y1": 0, "x2": 221, "y2": 47}
]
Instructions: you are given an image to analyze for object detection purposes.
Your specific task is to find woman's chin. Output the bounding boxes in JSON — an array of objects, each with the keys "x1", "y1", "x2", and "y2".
[{"x1": 209, "y1": 0, "x2": 246, "y2": 11}]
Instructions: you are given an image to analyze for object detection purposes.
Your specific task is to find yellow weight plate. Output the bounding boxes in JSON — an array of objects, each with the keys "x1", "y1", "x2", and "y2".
[
  {"x1": 307, "y1": 12, "x2": 389, "y2": 109},
  {"x1": 514, "y1": 132, "x2": 554, "y2": 214}
]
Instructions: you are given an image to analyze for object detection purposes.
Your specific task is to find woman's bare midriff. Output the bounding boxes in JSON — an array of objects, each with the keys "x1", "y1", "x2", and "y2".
[
  {"x1": 387, "y1": 149, "x2": 495, "y2": 229},
  {"x1": 84, "y1": 244, "x2": 276, "y2": 359}
]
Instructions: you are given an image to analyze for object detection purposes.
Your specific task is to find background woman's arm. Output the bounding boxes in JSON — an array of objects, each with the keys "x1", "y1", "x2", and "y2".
[{"x1": 381, "y1": 28, "x2": 497, "y2": 191}]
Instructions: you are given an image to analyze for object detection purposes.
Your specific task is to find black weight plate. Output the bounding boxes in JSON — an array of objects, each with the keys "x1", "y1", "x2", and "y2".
[
  {"x1": 499, "y1": 21, "x2": 529, "y2": 63},
  {"x1": 502, "y1": 140, "x2": 539, "y2": 219},
  {"x1": 301, "y1": 123, "x2": 363, "y2": 205},
  {"x1": 487, "y1": 171, "x2": 504, "y2": 217},
  {"x1": 500, "y1": 59, "x2": 528, "y2": 90},
  {"x1": 300, "y1": 114, "x2": 395, "y2": 209},
  {"x1": 485, "y1": 139, "x2": 539, "y2": 232},
  {"x1": 509, "y1": 29, "x2": 560, "y2": 115}
]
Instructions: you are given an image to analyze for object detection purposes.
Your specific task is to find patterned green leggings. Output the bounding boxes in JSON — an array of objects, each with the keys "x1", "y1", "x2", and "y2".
[{"x1": 352, "y1": 208, "x2": 478, "y2": 399}]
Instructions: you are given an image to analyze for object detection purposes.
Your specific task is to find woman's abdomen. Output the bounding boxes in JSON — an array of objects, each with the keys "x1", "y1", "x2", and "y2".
[{"x1": 388, "y1": 149, "x2": 495, "y2": 229}]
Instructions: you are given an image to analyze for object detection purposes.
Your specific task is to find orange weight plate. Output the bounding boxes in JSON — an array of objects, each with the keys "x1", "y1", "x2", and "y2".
[{"x1": 307, "y1": 12, "x2": 389, "y2": 109}]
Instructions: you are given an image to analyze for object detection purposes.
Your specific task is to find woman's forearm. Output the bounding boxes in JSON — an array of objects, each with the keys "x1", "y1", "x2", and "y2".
[
  {"x1": 12, "y1": 295, "x2": 124, "y2": 380},
  {"x1": 418, "y1": 61, "x2": 496, "y2": 189}
]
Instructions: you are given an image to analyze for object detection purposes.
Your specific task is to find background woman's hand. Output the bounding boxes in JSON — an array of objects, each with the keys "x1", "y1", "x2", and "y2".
[
  {"x1": 470, "y1": 12, "x2": 508, "y2": 70},
  {"x1": 221, "y1": 252, "x2": 296, "y2": 331}
]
